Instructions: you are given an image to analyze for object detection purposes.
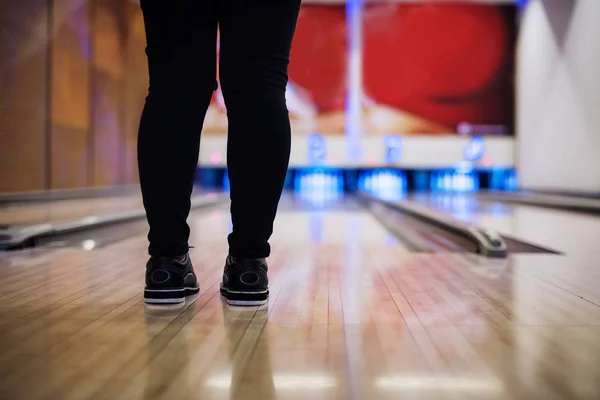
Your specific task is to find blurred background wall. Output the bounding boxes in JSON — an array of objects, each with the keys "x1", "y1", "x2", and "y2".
[
  {"x1": 517, "y1": 0, "x2": 600, "y2": 193},
  {"x1": 0, "y1": 0, "x2": 147, "y2": 193},
  {"x1": 4, "y1": 0, "x2": 598, "y2": 196},
  {"x1": 1, "y1": 0, "x2": 520, "y2": 195}
]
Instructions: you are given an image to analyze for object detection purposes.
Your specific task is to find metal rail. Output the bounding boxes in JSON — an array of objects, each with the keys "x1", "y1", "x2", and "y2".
[
  {"x1": 358, "y1": 192, "x2": 508, "y2": 258},
  {"x1": 478, "y1": 191, "x2": 600, "y2": 214},
  {"x1": 0, "y1": 193, "x2": 227, "y2": 250}
]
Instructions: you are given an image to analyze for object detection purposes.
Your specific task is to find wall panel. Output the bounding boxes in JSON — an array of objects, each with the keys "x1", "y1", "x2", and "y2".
[
  {"x1": 1, "y1": 0, "x2": 148, "y2": 194},
  {"x1": 123, "y1": 7, "x2": 148, "y2": 184},
  {"x1": 0, "y1": 1, "x2": 49, "y2": 192},
  {"x1": 517, "y1": 0, "x2": 600, "y2": 193},
  {"x1": 50, "y1": 0, "x2": 91, "y2": 189},
  {"x1": 91, "y1": 0, "x2": 126, "y2": 187}
]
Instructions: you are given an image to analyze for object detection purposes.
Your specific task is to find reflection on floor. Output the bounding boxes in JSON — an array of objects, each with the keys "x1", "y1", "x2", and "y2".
[
  {"x1": 0, "y1": 201, "x2": 599, "y2": 399},
  {"x1": 0, "y1": 195, "x2": 145, "y2": 227},
  {"x1": 0, "y1": 189, "x2": 208, "y2": 227}
]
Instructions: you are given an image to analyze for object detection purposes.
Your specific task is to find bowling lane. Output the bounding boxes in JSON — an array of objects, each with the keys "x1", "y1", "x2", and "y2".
[
  {"x1": 0, "y1": 194, "x2": 144, "y2": 227},
  {"x1": 408, "y1": 193, "x2": 600, "y2": 255},
  {"x1": 0, "y1": 188, "x2": 210, "y2": 228},
  {"x1": 1, "y1": 194, "x2": 600, "y2": 399}
]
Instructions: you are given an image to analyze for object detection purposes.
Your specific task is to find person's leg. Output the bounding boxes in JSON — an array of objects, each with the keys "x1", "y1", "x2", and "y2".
[
  {"x1": 138, "y1": 0, "x2": 218, "y2": 304},
  {"x1": 219, "y1": 0, "x2": 301, "y2": 259},
  {"x1": 218, "y1": 0, "x2": 301, "y2": 305},
  {"x1": 138, "y1": 0, "x2": 218, "y2": 257}
]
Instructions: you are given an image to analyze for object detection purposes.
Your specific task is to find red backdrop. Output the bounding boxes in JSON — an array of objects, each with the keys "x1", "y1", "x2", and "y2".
[
  {"x1": 289, "y1": 5, "x2": 347, "y2": 113},
  {"x1": 363, "y1": 3, "x2": 515, "y2": 133},
  {"x1": 205, "y1": 2, "x2": 516, "y2": 136}
]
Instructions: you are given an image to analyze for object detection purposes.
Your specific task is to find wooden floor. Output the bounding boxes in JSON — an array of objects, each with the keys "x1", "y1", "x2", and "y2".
[
  {"x1": 0, "y1": 189, "x2": 209, "y2": 228},
  {"x1": 0, "y1": 195, "x2": 145, "y2": 227},
  {"x1": 1, "y1": 199, "x2": 600, "y2": 399}
]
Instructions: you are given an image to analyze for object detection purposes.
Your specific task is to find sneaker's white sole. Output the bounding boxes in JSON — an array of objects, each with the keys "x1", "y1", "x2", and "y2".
[
  {"x1": 144, "y1": 285, "x2": 200, "y2": 304},
  {"x1": 144, "y1": 297, "x2": 185, "y2": 304},
  {"x1": 226, "y1": 298, "x2": 268, "y2": 306}
]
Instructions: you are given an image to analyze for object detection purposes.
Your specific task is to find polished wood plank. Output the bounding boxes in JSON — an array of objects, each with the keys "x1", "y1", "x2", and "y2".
[
  {"x1": 0, "y1": 195, "x2": 144, "y2": 226},
  {"x1": 0, "y1": 204, "x2": 600, "y2": 399},
  {"x1": 0, "y1": 189, "x2": 210, "y2": 227}
]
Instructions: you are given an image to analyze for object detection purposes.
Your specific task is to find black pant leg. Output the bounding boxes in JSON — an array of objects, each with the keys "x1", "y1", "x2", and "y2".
[
  {"x1": 138, "y1": 0, "x2": 218, "y2": 257},
  {"x1": 219, "y1": 0, "x2": 301, "y2": 259}
]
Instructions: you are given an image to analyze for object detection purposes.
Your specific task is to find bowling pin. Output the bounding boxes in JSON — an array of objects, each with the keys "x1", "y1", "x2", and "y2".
[
  {"x1": 333, "y1": 172, "x2": 338, "y2": 193},
  {"x1": 442, "y1": 171, "x2": 449, "y2": 191},
  {"x1": 452, "y1": 172, "x2": 458, "y2": 192},
  {"x1": 316, "y1": 172, "x2": 322, "y2": 192},
  {"x1": 297, "y1": 172, "x2": 303, "y2": 192},
  {"x1": 299, "y1": 173, "x2": 305, "y2": 192},
  {"x1": 302, "y1": 172, "x2": 308, "y2": 192},
  {"x1": 332, "y1": 173, "x2": 337, "y2": 194},
  {"x1": 316, "y1": 172, "x2": 321, "y2": 193}
]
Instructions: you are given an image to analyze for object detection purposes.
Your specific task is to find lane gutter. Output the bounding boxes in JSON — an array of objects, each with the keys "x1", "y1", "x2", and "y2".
[
  {"x1": 478, "y1": 191, "x2": 600, "y2": 215},
  {"x1": 0, "y1": 192, "x2": 228, "y2": 250},
  {"x1": 357, "y1": 192, "x2": 508, "y2": 258}
]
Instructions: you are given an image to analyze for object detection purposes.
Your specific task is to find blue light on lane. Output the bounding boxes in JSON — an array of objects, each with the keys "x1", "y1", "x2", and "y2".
[
  {"x1": 504, "y1": 169, "x2": 519, "y2": 191},
  {"x1": 218, "y1": 167, "x2": 518, "y2": 194},
  {"x1": 358, "y1": 169, "x2": 407, "y2": 201},
  {"x1": 490, "y1": 168, "x2": 519, "y2": 192},
  {"x1": 430, "y1": 169, "x2": 479, "y2": 193},
  {"x1": 294, "y1": 168, "x2": 346, "y2": 208}
]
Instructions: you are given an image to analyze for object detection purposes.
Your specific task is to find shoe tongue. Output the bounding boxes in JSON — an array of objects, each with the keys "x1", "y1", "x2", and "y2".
[
  {"x1": 228, "y1": 256, "x2": 265, "y2": 267},
  {"x1": 239, "y1": 258, "x2": 265, "y2": 268},
  {"x1": 151, "y1": 256, "x2": 184, "y2": 266}
]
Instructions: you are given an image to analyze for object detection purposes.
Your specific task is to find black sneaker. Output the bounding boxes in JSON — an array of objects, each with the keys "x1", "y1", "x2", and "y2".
[
  {"x1": 144, "y1": 254, "x2": 200, "y2": 304},
  {"x1": 220, "y1": 255, "x2": 269, "y2": 306}
]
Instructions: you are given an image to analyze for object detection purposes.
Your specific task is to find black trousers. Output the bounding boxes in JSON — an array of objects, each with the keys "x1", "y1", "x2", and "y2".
[{"x1": 138, "y1": 0, "x2": 301, "y2": 258}]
